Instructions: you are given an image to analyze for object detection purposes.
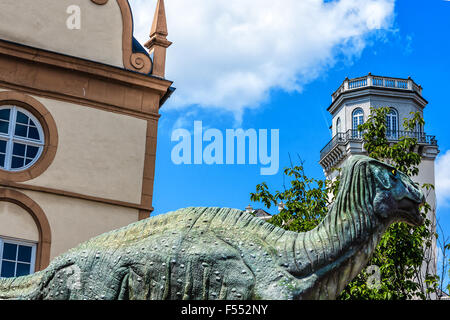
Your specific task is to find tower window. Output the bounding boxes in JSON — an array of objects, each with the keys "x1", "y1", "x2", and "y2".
[
  {"x1": 386, "y1": 109, "x2": 398, "y2": 139},
  {"x1": 0, "y1": 106, "x2": 44, "y2": 172},
  {"x1": 336, "y1": 117, "x2": 342, "y2": 135},
  {"x1": 352, "y1": 109, "x2": 364, "y2": 138},
  {"x1": 0, "y1": 238, "x2": 36, "y2": 278}
]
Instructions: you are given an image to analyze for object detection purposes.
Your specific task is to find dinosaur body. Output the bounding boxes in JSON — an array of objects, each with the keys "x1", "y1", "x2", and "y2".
[{"x1": 0, "y1": 156, "x2": 424, "y2": 300}]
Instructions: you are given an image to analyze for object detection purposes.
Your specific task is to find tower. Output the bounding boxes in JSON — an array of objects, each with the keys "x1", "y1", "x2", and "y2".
[
  {"x1": 0, "y1": 0, "x2": 173, "y2": 277},
  {"x1": 319, "y1": 74, "x2": 439, "y2": 277}
]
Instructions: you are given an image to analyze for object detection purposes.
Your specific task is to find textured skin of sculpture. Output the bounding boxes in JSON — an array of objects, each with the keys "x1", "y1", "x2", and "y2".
[{"x1": 0, "y1": 156, "x2": 425, "y2": 300}]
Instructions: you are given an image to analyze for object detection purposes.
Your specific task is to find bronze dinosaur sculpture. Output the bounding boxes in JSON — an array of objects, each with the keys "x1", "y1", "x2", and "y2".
[{"x1": 0, "y1": 156, "x2": 424, "y2": 300}]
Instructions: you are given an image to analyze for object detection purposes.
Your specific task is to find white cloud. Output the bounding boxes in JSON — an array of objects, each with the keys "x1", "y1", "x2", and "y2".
[
  {"x1": 129, "y1": 0, "x2": 395, "y2": 120},
  {"x1": 436, "y1": 150, "x2": 450, "y2": 208}
]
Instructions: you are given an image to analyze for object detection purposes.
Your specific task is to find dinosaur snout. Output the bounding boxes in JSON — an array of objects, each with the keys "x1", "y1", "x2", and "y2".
[
  {"x1": 407, "y1": 181, "x2": 425, "y2": 205},
  {"x1": 396, "y1": 198, "x2": 424, "y2": 227}
]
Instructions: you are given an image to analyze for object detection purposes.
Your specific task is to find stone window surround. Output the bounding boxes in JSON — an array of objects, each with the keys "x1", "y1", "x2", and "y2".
[
  {"x1": 0, "y1": 91, "x2": 58, "y2": 183},
  {"x1": 0, "y1": 188, "x2": 51, "y2": 271}
]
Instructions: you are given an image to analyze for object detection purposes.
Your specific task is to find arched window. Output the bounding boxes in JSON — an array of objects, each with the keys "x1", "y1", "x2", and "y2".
[
  {"x1": 0, "y1": 106, "x2": 45, "y2": 171},
  {"x1": 0, "y1": 238, "x2": 36, "y2": 278},
  {"x1": 415, "y1": 121, "x2": 424, "y2": 142},
  {"x1": 386, "y1": 109, "x2": 398, "y2": 139},
  {"x1": 352, "y1": 109, "x2": 364, "y2": 138},
  {"x1": 0, "y1": 188, "x2": 52, "y2": 273},
  {"x1": 336, "y1": 117, "x2": 342, "y2": 136}
]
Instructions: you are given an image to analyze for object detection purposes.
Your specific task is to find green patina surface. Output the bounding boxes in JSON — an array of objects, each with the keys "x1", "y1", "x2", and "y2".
[{"x1": 0, "y1": 156, "x2": 425, "y2": 300}]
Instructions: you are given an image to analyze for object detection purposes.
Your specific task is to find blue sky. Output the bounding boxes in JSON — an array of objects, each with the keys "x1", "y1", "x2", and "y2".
[{"x1": 130, "y1": 0, "x2": 450, "y2": 262}]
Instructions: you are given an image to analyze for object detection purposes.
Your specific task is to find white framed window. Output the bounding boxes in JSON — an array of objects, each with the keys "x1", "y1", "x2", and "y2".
[
  {"x1": 386, "y1": 109, "x2": 398, "y2": 139},
  {"x1": 352, "y1": 109, "x2": 364, "y2": 138},
  {"x1": 336, "y1": 117, "x2": 342, "y2": 135},
  {"x1": 0, "y1": 237, "x2": 36, "y2": 278},
  {"x1": 0, "y1": 106, "x2": 45, "y2": 171}
]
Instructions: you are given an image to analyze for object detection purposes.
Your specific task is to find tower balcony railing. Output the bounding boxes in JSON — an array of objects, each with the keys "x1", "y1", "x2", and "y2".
[
  {"x1": 331, "y1": 74, "x2": 423, "y2": 102},
  {"x1": 320, "y1": 129, "x2": 438, "y2": 161}
]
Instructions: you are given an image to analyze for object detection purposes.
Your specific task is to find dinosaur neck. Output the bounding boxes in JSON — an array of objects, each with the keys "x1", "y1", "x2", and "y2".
[
  {"x1": 309, "y1": 201, "x2": 383, "y2": 263},
  {"x1": 279, "y1": 192, "x2": 388, "y2": 299}
]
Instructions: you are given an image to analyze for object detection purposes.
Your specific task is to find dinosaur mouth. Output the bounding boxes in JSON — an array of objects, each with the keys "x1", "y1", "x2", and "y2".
[{"x1": 396, "y1": 198, "x2": 424, "y2": 227}]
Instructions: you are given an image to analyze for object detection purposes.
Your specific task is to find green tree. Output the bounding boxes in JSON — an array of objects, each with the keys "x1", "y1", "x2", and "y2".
[
  {"x1": 251, "y1": 156, "x2": 332, "y2": 233},
  {"x1": 251, "y1": 107, "x2": 443, "y2": 299}
]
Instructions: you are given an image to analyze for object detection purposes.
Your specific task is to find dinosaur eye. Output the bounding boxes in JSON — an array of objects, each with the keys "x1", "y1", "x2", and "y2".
[{"x1": 392, "y1": 169, "x2": 397, "y2": 176}]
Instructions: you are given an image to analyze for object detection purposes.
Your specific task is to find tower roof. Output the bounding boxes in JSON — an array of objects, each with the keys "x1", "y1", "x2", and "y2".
[{"x1": 327, "y1": 74, "x2": 428, "y2": 114}]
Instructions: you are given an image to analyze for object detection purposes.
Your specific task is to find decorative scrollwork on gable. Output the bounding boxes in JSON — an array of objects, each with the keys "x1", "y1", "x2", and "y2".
[
  {"x1": 130, "y1": 52, "x2": 152, "y2": 74},
  {"x1": 117, "y1": 0, "x2": 153, "y2": 74},
  {"x1": 91, "y1": 0, "x2": 152, "y2": 74},
  {"x1": 91, "y1": 0, "x2": 109, "y2": 5}
]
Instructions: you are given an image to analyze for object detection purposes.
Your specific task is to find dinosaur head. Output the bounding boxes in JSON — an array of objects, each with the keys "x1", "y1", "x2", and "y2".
[{"x1": 348, "y1": 156, "x2": 425, "y2": 227}]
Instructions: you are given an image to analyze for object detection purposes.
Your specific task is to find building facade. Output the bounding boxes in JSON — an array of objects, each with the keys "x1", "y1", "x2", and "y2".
[
  {"x1": 0, "y1": 0, "x2": 173, "y2": 277},
  {"x1": 319, "y1": 74, "x2": 439, "y2": 277}
]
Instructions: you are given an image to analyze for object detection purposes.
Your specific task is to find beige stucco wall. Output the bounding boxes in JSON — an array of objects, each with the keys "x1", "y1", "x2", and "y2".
[
  {"x1": 20, "y1": 190, "x2": 139, "y2": 260},
  {"x1": 0, "y1": 201, "x2": 39, "y2": 242},
  {"x1": 22, "y1": 95, "x2": 147, "y2": 204},
  {"x1": 0, "y1": 0, "x2": 124, "y2": 68}
]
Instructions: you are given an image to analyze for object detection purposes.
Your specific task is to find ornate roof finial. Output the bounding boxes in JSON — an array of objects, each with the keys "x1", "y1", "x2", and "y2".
[
  {"x1": 150, "y1": 0, "x2": 168, "y2": 38},
  {"x1": 145, "y1": 0, "x2": 172, "y2": 78}
]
